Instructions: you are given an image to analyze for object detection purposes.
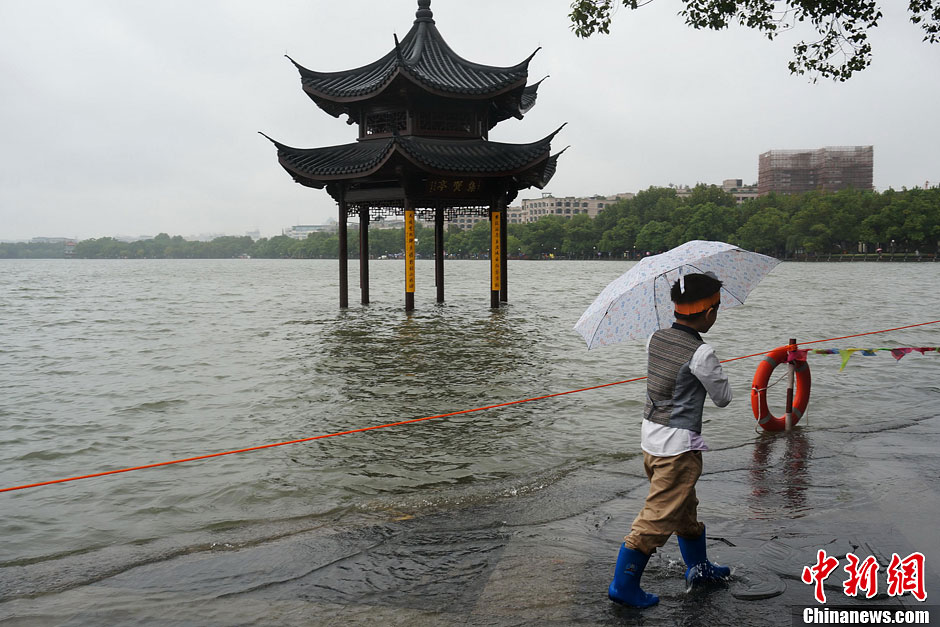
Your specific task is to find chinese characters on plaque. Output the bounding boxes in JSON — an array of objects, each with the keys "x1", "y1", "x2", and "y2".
[{"x1": 425, "y1": 178, "x2": 483, "y2": 196}]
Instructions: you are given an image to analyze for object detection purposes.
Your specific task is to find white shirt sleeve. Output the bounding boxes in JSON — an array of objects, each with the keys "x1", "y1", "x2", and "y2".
[{"x1": 690, "y1": 344, "x2": 732, "y2": 407}]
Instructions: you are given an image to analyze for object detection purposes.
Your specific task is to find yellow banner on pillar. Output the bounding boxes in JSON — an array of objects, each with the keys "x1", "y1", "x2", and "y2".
[
  {"x1": 490, "y1": 212, "x2": 502, "y2": 291},
  {"x1": 405, "y1": 209, "x2": 416, "y2": 293}
]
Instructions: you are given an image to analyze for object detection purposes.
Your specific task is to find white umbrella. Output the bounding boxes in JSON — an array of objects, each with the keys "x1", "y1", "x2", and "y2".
[{"x1": 574, "y1": 240, "x2": 780, "y2": 349}]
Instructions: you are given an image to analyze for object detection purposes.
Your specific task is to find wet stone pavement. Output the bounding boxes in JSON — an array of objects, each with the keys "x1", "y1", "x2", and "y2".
[{"x1": 2, "y1": 416, "x2": 938, "y2": 626}]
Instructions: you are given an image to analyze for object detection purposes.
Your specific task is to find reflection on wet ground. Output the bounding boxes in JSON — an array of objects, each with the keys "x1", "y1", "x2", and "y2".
[
  {"x1": 748, "y1": 430, "x2": 813, "y2": 519},
  {"x1": 3, "y1": 417, "x2": 937, "y2": 626}
]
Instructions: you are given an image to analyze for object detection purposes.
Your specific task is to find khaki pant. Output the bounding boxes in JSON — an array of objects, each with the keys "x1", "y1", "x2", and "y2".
[{"x1": 623, "y1": 450, "x2": 705, "y2": 555}]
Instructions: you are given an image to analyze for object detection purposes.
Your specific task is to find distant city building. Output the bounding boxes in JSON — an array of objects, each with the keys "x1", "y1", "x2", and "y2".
[
  {"x1": 721, "y1": 179, "x2": 759, "y2": 204},
  {"x1": 282, "y1": 223, "x2": 338, "y2": 239},
  {"x1": 448, "y1": 207, "x2": 524, "y2": 230},
  {"x1": 521, "y1": 192, "x2": 634, "y2": 223},
  {"x1": 670, "y1": 180, "x2": 757, "y2": 204},
  {"x1": 673, "y1": 185, "x2": 692, "y2": 200},
  {"x1": 443, "y1": 192, "x2": 635, "y2": 230},
  {"x1": 371, "y1": 218, "x2": 405, "y2": 230},
  {"x1": 757, "y1": 146, "x2": 873, "y2": 195},
  {"x1": 30, "y1": 237, "x2": 72, "y2": 244},
  {"x1": 182, "y1": 233, "x2": 228, "y2": 242}
]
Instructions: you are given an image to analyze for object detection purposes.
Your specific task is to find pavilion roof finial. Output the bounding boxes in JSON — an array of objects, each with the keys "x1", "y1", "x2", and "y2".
[
  {"x1": 393, "y1": 33, "x2": 404, "y2": 62},
  {"x1": 415, "y1": 0, "x2": 433, "y2": 22}
]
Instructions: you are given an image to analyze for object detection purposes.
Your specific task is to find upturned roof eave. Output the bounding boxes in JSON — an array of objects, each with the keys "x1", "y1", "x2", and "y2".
[
  {"x1": 263, "y1": 131, "x2": 566, "y2": 186},
  {"x1": 416, "y1": 21, "x2": 540, "y2": 75},
  {"x1": 278, "y1": 141, "x2": 398, "y2": 186},
  {"x1": 398, "y1": 69, "x2": 528, "y2": 100},
  {"x1": 289, "y1": 19, "x2": 538, "y2": 104},
  {"x1": 281, "y1": 157, "x2": 556, "y2": 192},
  {"x1": 392, "y1": 150, "x2": 552, "y2": 179},
  {"x1": 299, "y1": 65, "x2": 530, "y2": 104},
  {"x1": 278, "y1": 148, "x2": 552, "y2": 183}
]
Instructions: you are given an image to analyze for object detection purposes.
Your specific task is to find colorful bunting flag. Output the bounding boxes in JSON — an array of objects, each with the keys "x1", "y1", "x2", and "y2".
[{"x1": 784, "y1": 346, "x2": 939, "y2": 371}]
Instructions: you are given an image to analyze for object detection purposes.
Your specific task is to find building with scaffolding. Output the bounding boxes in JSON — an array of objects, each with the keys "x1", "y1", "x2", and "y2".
[{"x1": 757, "y1": 146, "x2": 873, "y2": 195}]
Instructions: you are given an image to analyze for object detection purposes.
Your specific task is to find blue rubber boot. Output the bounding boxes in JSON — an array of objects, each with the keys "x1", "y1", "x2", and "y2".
[
  {"x1": 608, "y1": 544, "x2": 659, "y2": 608},
  {"x1": 677, "y1": 526, "x2": 730, "y2": 586}
]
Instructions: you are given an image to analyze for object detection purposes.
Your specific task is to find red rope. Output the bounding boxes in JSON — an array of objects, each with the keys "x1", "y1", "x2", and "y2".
[
  {"x1": 3, "y1": 319, "x2": 938, "y2": 494},
  {"x1": 796, "y1": 320, "x2": 940, "y2": 346}
]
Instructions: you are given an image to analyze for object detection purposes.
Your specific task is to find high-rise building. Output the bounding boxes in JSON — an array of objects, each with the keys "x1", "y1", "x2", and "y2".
[{"x1": 757, "y1": 146, "x2": 873, "y2": 195}]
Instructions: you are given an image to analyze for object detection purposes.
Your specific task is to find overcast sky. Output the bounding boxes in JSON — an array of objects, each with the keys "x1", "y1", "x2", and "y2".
[{"x1": 2, "y1": 0, "x2": 938, "y2": 241}]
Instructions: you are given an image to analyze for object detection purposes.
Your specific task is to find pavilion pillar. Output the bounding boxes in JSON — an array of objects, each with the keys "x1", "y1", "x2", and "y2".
[
  {"x1": 338, "y1": 200, "x2": 349, "y2": 308},
  {"x1": 499, "y1": 201, "x2": 508, "y2": 303},
  {"x1": 435, "y1": 207, "x2": 445, "y2": 303},
  {"x1": 359, "y1": 207, "x2": 370, "y2": 305},
  {"x1": 490, "y1": 205, "x2": 502, "y2": 309},
  {"x1": 405, "y1": 202, "x2": 416, "y2": 311}
]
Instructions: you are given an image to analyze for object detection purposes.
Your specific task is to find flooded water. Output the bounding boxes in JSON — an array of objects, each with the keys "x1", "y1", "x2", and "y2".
[{"x1": 1, "y1": 258, "x2": 938, "y2": 625}]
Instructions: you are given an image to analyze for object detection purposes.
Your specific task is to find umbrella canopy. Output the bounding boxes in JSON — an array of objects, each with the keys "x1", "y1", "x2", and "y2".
[{"x1": 574, "y1": 240, "x2": 780, "y2": 349}]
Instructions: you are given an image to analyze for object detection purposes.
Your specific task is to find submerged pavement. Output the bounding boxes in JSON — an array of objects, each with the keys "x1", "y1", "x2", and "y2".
[{"x1": 2, "y1": 416, "x2": 938, "y2": 626}]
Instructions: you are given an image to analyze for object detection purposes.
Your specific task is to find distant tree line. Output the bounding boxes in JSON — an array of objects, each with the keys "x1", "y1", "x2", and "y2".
[
  {"x1": 3, "y1": 186, "x2": 937, "y2": 260},
  {"x1": 588, "y1": 185, "x2": 940, "y2": 258},
  {"x1": 0, "y1": 241, "x2": 69, "y2": 259}
]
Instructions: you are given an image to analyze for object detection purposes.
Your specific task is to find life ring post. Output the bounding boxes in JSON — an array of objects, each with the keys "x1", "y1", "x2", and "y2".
[
  {"x1": 785, "y1": 338, "x2": 797, "y2": 432},
  {"x1": 750, "y1": 342, "x2": 811, "y2": 431}
]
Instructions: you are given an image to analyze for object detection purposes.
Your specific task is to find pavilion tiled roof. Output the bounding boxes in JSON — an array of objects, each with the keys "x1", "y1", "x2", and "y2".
[
  {"x1": 262, "y1": 127, "x2": 566, "y2": 190},
  {"x1": 289, "y1": 0, "x2": 540, "y2": 124},
  {"x1": 488, "y1": 79, "x2": 544, "y2": 129}
]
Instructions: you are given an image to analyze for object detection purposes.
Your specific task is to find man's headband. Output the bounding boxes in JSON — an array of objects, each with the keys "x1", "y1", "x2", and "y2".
[{"x1": 674, "y1": 291, "x2": 720, "y2": 315}]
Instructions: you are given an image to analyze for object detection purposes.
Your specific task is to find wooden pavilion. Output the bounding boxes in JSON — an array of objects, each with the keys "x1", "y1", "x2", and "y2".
[{"x1": 263, "y1": 0, "x2": 564, "y2": 310}]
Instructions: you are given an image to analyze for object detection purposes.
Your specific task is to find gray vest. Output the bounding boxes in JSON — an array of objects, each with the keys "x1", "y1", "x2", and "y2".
[{"x1": 644, "y1": 326, "x2": 706, "y2": 432}]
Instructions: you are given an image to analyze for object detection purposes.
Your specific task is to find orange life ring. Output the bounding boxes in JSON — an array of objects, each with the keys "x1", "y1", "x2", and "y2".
[{"x1": 750, "y1": 345, "x2": 811, "y2": 431}]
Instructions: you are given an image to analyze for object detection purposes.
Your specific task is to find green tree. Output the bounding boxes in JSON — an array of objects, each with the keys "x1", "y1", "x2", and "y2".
[
  {"x1": 290, "y1": 232, "x2": 340, "y2": 258},
  {"x1": 804, "y1": 222, "x2": 834, "y2": 254},
  {"x1": 682, "y1": 202, "x2": 737, "y2": 242},
  {"x1": 861, "y1": 188, "x2": 940, "y2": 251},
  {"x1": 735, "y1": 207, "x2": 789, "y2": 255},
  {"x1": 593, "y1": 196, "x2": 631, "y2": 233},
  {"x1": 685, "y1": 184, "x2": 736, "y2": 209},
  {"x1": 561, "y1": 213, "x2": 599, "y2": 257},
  {"x1": 252, "y1": 235, "x2": 295, "y2": 258},
  {"x1": 74, "y1": 236, "x2": 125, "y2": 258},
  {"x1": 506, "y1": 234, "x2": 524, "y2": 258},
  {"x1": 368, "y1": 227, "x2": 405, "y2": 258},
  {"x1": 463, "y1": 220, "x2": 492, "y2": 256},
  {"x1": 0, "y1": 242, "x2": 68, "y2": 258},
  {"x1": 444, "y1": 226, "x2": 468, "y2": 258},
  {"x1": 153, "y1": 233, "x2": 171, "y2": 255},
  {"x1": 635, "y1": 220, "x2": 674, "y2": 253},
  {"x1": 631, "y1": 186, "x2": 680, "y2": 223},
  {"x1": 598, "y1": 215, "x2": 639, "y2": 257},
  {"x1": 414, "y1": 222, "x2": 436, "y2": 258},
  {"x1": 522, "y1": 214, "x2": 566, "y2": 257},
  {"x1": 569, "y1": 0, "x2": 940, "y2": 81}
]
